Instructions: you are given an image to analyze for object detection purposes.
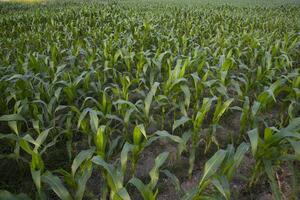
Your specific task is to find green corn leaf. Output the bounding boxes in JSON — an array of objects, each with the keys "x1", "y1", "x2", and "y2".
[
  {"x1": 72, "y1": 148, "x2": 95, "y2": 177},
  {"x1": 264, "y1": 127, "x2": 273, "y2": 142},
  {"x1": 178, "y1": 131, "x2": 192, "y2": 156},
  {"x1": 228, "y1": 143, "x2": 249, "y2": 181},
  {"x1": 273, "y1": 118, "x2": 300, "y2": 141},
  {"x1": 94, "y1": 126, "x2": 106, "y2": 157},
  {"x1": 0, "y1": 190, "x2": 31, "y2": 200},
  {"x1": 0, "y1": 133, "x2": 18, "y2": 140},
  {"x1": 89, "y1": 110, "x2": 99, "y2": 133},
  {"x1": 41, "y1": 133, "x2": 61, "y2": 155},
  {"x1": 188, "y1": 147, "x2": 196, "y2": 176},
  {"x1": 170, "y1": 78, "x2": 188, "y2": 91},
  {"x1": 211, "y1": 177, "x2": 230, "y2": 200},
  {"x1": 240, "y1": 97, "x2": 250, "y2": 133},
  {"x1": 23, "y1": 134, "x2": 36, "y2": 145},
  {"x1": 32, "y1": 120, "x2": 40, "y2": 134},
  {"x1": 264, "y1": 161, "x2": 281, "y2": 200},
  {"x1": 288, "y1": 140, "x2": 300, "y2": 161},
  {"x1": 92, "y1": 156, "x2": 122, "y2": 190},
  {"x1": 213, "y1": 98, "x2": 234, "y2": 124},
  {"x1": 219, "y1": 54, "x2": 232, "y2": 84},
  {"x1": 248, "y1": 129, "x2": 259, "y2": 156},
  {"x1": 113, "y1": 99, "x2": 138, "y2": 110},
  {"x1": 107, "y1": 136, "x2": 122, "y2": 158},
  {"x1": 31, "y1": 169, "x2": 42, "y2": 192},
  {"x1": 145, "y1": 130, "x2": 185, "y2": 149},
  {"x1": 124, "y1": 108, "x2": 136, "y2": 125},
  {"x1": 182, "y1": 187, "x2": 198, "y2": 200},
  {"x1": 133, "y1": 124, "x2": 147, "y2": 145},
  {"x1": 258, "y1": 79, "x2": 286, "y2": 105},
  {"x1": 172, "y1": 116, "x2": 190, "y2": 132},
  {"x1": 8, "y1": 121, "x2": 19, "y2": 135},
  {"x1": 34, "y1": 129, "x2": 50, "y2": 151},
  {"x1": 42, "y1": 171, "x2": 72, "y2": 200},
  {"x1": 121, "y1": 142, "x2": 133, "y2": 174},
  {"x1": 129, "y1": 177, "x2": 155, "y2": 200},
  {"x1": 257, "y1": 92, "x2": 269, "y2": 106},
  {"x1": 31, "y1": 153, "x2": 45, "y2": 173},
  {"x1": 75, "y1": 164, "x2": 93, "y2": 200},
  {"x1": 251, "y1": 101, "x2": 261, "y2": 116},
  {"x1": 144, "y1": 82, "x2": 159, "y2": 119},
  {"x1": 116, "y1": 188, "x2": 131, "y2": 200},
  {"x1": 233, "y1": 142, "x2": 249, "y2": 168},
  {"x1": 161, "y1": 170, "x2": 182, "y2": 194},
  {"x1": 154, "y1": 130, "x2": 183, "y2": 144},
  {"x1": 77, "y1": 108, "x2": 90, "y2": 129},
  {"x1": 199, "y1": 149, "x2": 226, "y2": 187},
  {"x1": 180, "y1": 85, "x2": 191, "y2": 108},
  {"x1": 148, "y1": 152, "x2": 169, "y2": 190},
  {"x1": 279, "y1": 117, "x2": 300, "y2": 135},
  {"x1": 0, "y1": 114, "x2": 25, "y2": 122},
  {"x1": 105, "y1": 114, "x2": 123, "y2": 124},
  {"x1": 194, "y1": 98, "x2": 213, "y2": 130},
  {"x1": 19, "y1": 139, "x2": 33, "y2": 155}
]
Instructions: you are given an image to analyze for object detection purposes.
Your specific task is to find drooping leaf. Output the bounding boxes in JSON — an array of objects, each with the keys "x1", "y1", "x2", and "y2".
[
  {"x1": 199, "y1": 149, "x2": 226, "y2": 187},
  {"x1": 148, "y1": 152, "x2": 169, "y2": 190},
  {"x1": 71, "y1": 148, "x2": 95, "y2": 177},
  {"x1": 0, "y1": 114, "x2": 25, "y2": 122},
  {"x1": 42, "y1": 171, "x2": 72, "y2": 200},
  {"x1": 172, "y1": 116, "x2": 190, "y2": 132},
  {"x1": 129, "y1": 177, "x2": 155, "y2": 200}
]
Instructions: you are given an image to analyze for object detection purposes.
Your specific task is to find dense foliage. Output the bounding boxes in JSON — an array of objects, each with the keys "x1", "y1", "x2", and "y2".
[{"x1": 0, "y1": 0, "x2": 300, "y2": 199}]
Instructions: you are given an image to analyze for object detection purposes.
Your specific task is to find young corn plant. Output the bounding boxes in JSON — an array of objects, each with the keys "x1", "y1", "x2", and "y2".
[
  {"x1": 238, "y1": 97, "x2": 261, "y2": 142},
  {"x1": 94, "y1": 125, "x2": 107, "y2": 159},
  {"x1": 131, "y1": 124, "x2": 147, "y2": 174},
  {"x1": 248, "y1": 117, "x2": 300, "y2": 200},
  {"x1": 188, "y1": 97, "x2": 214, "y2": 176},
  {"x1": 163, "y1": 59, "x2": 188, "y2": 98},
  {"x1": 0, "y1": 113, "x2": 27, "y2": 160},
  {"x1": 91, "y1": 142, "x2": 133, "y2": 200},
  {"x1": 112, "y1": 99, "x2": 140, "y2": 140},
  {"x1": 129, "y1": 152, "x2": 169, "y2": 200},
  {"x1": 218, "y1": 50, "x2": 234, "y2": 86},
  {"x1": 143, "y1": 82, "x2": 160, "y2": 124},
  {"x1": 191, "y1": 70, "x2": 212, "y2": 110},
  {"x1": 0, "y1": 114, "x2": 57, "y2": 200},
  {"x1": 42, "y1": 148, "x2": 94, "y2": 200},
  {"x1": 205, "y1": 97, "x2": 234, "y2": 153},
  {"x1": 183, "y1": 143, "x2": 249, "y2": 200},
  {"x1": 257, "y1": 78, "x2": 286, "y2": 110},
  {"x1": 18, "y1": 128, "x2": 54, "y2": 199},
  {"x1": 77, "y1": 108, "x2": 105, "y2": 146}
]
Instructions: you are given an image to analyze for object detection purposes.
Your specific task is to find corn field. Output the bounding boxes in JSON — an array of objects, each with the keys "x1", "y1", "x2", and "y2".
[{"x1": 0, "y1": 0, "x2": 300, "y2": 199}]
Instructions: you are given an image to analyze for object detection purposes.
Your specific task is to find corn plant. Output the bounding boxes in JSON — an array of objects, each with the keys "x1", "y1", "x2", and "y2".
[
  {"x1": 92, "y1": 156, "x2": 131, "y2": 200},
  {"x1": 205, "y1": 97, "x2": 234, "y2": 153},
  {"x1": 248, "y1": 117, "x2": 300, "y2": 200},
  {"x1": 188, "y1": 97, "x2": 214, "y2": 176},
  {"x1": 183, "y1": 143, "x2": 249, "y2": 200},
  {"x1": 131, "y1": 124, "x2": 147, "y2": 172},
  {"x1": 42, "y1": 148, "x2": 94, "y2": 200},
  {"x1": 129, "y1": 152, "x2": 169, "y2": 200}
]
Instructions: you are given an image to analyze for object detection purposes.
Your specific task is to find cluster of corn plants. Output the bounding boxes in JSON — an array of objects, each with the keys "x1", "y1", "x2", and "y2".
[{"x1": 0, "y1": 0, "x2": 300, "y2": 199}]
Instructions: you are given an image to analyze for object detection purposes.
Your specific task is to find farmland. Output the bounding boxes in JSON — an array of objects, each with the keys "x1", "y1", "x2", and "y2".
[{"x1": 0, "y1": 0, "x2": 300, "y2": 199}]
